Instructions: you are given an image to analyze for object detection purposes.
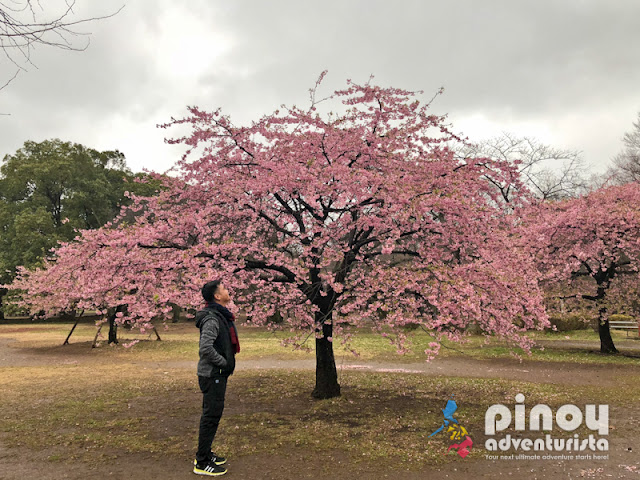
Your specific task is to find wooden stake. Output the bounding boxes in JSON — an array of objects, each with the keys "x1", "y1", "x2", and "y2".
[
  {"x1": 62, "y1": 310, "x2": 85, "y2": 346},
  {"x1": 63, "y1": 320, "x2": 79, "y2": 346},
  {"x1": 92, "y1": 324, "x2": 103, "y2": 348}
]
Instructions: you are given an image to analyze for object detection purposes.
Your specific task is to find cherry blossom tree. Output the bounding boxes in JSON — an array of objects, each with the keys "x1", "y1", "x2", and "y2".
[
  {"x1": 523, "y1": 182, "x2": 640, "y2": 353},
  {"x1": 9, "y1": 76, "x2": 549, "y2": 398}
]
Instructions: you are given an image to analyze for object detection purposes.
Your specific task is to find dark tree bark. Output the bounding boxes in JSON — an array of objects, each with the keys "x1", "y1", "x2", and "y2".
[
  {"x1": 171, "y1": 303, "x2": 181, "y2": 323},
  {"x1": 108, "y1": 312, "x2": 118, "y2": 345},
  {"x1": 590, "y1": 282, "x2": 618, "y2": 354},
  {"x1": 312, "y1": 311, "x2": 340, "y2": 399},
  {"x1": 597, "y1": 305, "x2": 618, "y2": 354},
  {"x1": 106, "y1": 304, "x2": 127, "y2": 345},
  {"x1": 0, "y1": 288, "x2": 6, "y2": 321}
]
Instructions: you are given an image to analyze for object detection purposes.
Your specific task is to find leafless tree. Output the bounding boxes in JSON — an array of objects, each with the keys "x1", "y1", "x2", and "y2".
[
  {"x1": 1, "y1": 0, "x2": 122, "y2": 89},
  {"x1": 460, "y1": 132, "x2": 589, "y2": 203},
  {"x1": 607, "y1": 112, "x2": 640, "y2": 184}
]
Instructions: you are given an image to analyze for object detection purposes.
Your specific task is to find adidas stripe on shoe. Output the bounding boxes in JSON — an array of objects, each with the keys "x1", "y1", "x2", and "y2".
[{"x1": 193, "y1": 459, "x2": 227, "y2": 476}]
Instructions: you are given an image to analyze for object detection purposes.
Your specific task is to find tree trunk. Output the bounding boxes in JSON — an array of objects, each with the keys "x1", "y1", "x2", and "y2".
[
  {"x1": 171, "y1": 303, "x2": 181, "y2": 323},
  {"x1": 108, "y1": 314, "x2": 118, "y2": 345},
  {"x1": 0, "y1": 288, "x2": 7, "y2": 321},
  {"x1": 107, "y1": 304, "x2": 128, "y2": 345},
  {"x1": 597, "y1": 305, "x2": 618, "y2": 354},
  {"x1": 312, "y1": 314, "x2": 341, "y2": 399}
]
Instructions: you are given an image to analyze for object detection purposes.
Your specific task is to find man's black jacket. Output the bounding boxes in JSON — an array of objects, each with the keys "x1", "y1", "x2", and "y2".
[{"x1": 195, "y1": 307, "x2": 236, "y2": 377}]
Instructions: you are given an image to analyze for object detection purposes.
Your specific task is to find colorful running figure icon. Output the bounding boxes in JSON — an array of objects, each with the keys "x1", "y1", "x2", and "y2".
[{"x1": 429, "y1": 395, "x2": 473, "y2": 458}]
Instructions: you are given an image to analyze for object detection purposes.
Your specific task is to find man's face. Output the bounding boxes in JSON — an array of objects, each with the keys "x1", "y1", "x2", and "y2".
[{"x1": 214, "y1": 283, "x2": 231, "y2": 305}]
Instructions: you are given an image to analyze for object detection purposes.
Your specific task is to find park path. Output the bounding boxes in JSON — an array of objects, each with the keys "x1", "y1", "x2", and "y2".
[
  {"x1": 155, "y1": 338, "x2": 640, "y2": 387},
  {"x1": 157, "y1": 353, "x2": 638, "y2": 388},
  {"x1": 1, "y1": 336, "x2": 639, "y2": 388}
]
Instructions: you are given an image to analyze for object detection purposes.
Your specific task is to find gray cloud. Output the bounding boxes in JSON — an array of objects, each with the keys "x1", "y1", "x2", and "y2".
[{"x1": 1, "y1": 0, "x2": 639, "y2": 173}]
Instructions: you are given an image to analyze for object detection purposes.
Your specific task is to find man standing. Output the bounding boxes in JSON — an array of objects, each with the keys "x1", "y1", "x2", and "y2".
[{"x1": 193, "y1": 280, "x2": 240, "y2": 476}]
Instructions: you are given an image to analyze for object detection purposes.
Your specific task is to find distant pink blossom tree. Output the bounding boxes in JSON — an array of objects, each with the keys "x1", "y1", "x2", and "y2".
[
  {"x1": 522, "y1": 182, "x2": 640, "y2": 353},
  {"x1": 10, "y1": 76, "x2": 549, "y2": 398}
]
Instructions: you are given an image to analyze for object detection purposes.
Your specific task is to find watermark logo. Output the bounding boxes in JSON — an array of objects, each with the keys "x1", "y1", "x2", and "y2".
[
  {"x1": 430, "y1": 395, "x2": 473, "y2": 458},
  {"x1": 484, "y1": 393, "x2": 609, "y2": 461}
]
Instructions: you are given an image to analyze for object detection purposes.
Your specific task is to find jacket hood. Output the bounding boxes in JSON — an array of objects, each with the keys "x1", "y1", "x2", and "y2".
[{"x1": 195, "y1": 308, "x2": 215, "y2": 329}]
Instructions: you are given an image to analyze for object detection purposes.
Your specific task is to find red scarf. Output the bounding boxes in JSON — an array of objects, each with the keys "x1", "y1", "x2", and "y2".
[
  {"x1": 206, "y1": 301, "x2": 240, "y2": 353},
  {"x1": 228, "y1": 319, "x2": 240, "y2": 354}
]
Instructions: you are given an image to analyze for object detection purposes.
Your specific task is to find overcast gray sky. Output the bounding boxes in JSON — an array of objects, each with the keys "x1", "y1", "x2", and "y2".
[{"x1": 2, "y1": 0, "x2": 639, "y2": 174}]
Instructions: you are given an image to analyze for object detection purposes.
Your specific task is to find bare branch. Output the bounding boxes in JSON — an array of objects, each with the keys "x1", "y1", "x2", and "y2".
[
  {"x1": 460, "y1": 132, "x2": 588, "y2": 202},
  {"x1": 0, "y1": 1, "x2": 123, "y2": 74},
  {"x1": 607, "y1": 112, "x2": 640, "y2": 184}
]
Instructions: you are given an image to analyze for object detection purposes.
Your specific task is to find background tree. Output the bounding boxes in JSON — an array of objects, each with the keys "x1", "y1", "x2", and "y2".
[
  {"x1": 1, "y1": 1, "x2": 122, "y2": 91},
  {"x1": 522, "y1": 182, "x2": 640, "y2": 354},
  {"x1": 607, "y1": 112, "x2": 640, "y2": 184},
  {"x1": 460, "y1": 133, "x2": 588, "y2": 203},
  {"x1": 0, "y1": 139, "x2": 154, "y2": 319},
  {"x1": 9, "y1": 78, "x2": 549, "y2": 398}
]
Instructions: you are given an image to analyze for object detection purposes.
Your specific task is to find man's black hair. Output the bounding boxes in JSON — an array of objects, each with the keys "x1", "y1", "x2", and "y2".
[{"x1": 201, "y1": 280, "x2": 221, "y2": 302}]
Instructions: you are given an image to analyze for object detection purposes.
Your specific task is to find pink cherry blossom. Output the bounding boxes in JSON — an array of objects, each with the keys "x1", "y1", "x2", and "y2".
[
  {"x1": 520, "y1": 182, "x2": 640, "y2": 354},
  {"x1": 7, "y1": 76, "x2": 549, "y2": 398}
]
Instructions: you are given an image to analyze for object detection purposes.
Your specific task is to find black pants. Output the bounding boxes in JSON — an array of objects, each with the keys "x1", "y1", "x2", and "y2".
[{"x1": 196, "y1": 375, "x2": 227, "y2": 463}]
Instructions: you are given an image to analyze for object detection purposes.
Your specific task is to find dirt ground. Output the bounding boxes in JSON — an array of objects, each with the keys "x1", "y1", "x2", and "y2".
[{"x1": 1, "y1": 336, "x2": 639, "y2": 479}]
